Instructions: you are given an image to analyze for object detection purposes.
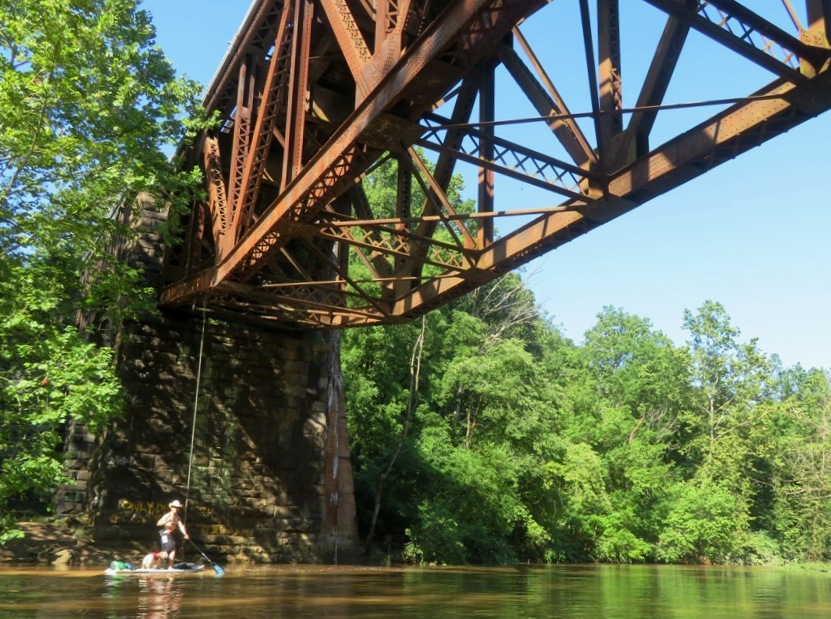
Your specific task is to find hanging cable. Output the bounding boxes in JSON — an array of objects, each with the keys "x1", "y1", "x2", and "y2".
[{"x1": 184, "y1": 299, "x2": 208, "y2": 517}]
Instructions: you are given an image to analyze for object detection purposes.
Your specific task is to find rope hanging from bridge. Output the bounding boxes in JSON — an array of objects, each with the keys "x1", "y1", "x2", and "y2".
[{"x1": 184, "y1": 299, "x2": 208, "y2": 515}]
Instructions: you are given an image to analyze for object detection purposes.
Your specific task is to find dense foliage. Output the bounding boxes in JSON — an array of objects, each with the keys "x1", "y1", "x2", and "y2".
[
  {"x1": 343, "y1": 160, "x2": 831, "y2": 566},
  {"x1": 0, "y1": 0, "x2": 203, "y2": 541}
]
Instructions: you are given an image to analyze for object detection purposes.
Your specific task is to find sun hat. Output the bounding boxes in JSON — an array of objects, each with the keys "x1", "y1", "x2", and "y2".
[{"x1": 169, "y1": 500, "x2": 182, "y2": 508}]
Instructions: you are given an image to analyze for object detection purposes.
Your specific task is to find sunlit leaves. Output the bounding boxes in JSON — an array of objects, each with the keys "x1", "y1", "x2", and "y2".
[
  {"x1": 768, "y1": 370, "x2": 831, "y2": 561},
  {"x1": 657, "y1": 477, "x2": 742, "y2": 563},
  {"x1": 0, "y1": 0, "x2": 204, "y2": 256},
  {"x1": 345, "y1": 293, "x2": 831, "y2": 564},
  {"x1": 0, "y1": 0, "x2": 206, "y2": 536}
]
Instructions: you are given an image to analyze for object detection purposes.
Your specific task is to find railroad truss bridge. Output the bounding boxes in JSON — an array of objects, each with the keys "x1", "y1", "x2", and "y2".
[{"x1": 159, "y1": 0, "x2": 831, "y2": 329}]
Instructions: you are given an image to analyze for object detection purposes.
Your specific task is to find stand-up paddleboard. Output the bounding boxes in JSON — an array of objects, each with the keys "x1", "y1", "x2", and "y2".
[{"x1": 104, "y1": 560, "x2": 206, "y2": 576}]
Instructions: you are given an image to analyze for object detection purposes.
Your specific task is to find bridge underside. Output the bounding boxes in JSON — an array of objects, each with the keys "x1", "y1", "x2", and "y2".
[{"x1": 159, "y1": 0, "x2": 831, "y2": 329}]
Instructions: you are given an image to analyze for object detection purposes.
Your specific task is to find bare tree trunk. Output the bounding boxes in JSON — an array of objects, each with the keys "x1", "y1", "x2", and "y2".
[{"x1": 363, "y1": 317, "x2": 426, "y2": 556}]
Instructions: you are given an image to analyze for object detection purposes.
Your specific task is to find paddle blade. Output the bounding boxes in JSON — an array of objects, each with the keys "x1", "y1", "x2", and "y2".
[{"x1": 186, "y1": 538, "x2": 224, "y2": 576}]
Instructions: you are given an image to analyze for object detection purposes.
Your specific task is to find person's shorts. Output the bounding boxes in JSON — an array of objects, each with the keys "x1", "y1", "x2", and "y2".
[{"x1": 159, "y1": 530, "x2": 177, "y2": 552}]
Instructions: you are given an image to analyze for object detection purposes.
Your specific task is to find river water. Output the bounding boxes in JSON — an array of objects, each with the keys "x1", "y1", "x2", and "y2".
[{"x1": 1, "y1": 563, "x2": 829, "y2": 618}]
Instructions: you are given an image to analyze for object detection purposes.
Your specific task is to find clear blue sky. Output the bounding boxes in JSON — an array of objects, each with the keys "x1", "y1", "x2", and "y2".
[{"x1": 140, "y1": 0, "x2": 831, "y2": 371}]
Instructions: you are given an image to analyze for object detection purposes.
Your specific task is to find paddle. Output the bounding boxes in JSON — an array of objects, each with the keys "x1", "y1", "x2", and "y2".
[{"x1": 187, "y1": 538, "x2": 225, "y2": 576}]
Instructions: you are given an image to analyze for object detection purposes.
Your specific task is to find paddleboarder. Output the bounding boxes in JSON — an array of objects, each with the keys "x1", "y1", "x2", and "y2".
[{"x1": 157, "y1": 499, "x2": 189, "y2": 567}]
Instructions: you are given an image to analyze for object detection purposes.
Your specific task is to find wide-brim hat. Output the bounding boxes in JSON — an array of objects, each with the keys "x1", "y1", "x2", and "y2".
[{"x1": 169, "y1": 500, "x2": 182, "y2": 508}]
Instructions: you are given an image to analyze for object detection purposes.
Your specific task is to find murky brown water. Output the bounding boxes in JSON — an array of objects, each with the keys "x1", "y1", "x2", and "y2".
[{"x1": 1, "y1": 563, "x2": 830, "y2": 618}]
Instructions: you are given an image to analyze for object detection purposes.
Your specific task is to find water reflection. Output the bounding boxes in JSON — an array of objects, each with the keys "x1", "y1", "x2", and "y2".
[
  {"x1": 135, "y1": 575, "x2": 184, "y2": 619},
  {"x1": 2, "y1": 564, "x2": 831, "y2": 618}
]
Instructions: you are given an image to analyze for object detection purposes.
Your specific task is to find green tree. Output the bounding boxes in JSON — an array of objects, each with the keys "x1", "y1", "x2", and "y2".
[
  {"x1": 656, "y1": 477, "x2": 741, "y2": 563},
  {"x1": 0, "y1": 0, "x2": 204, "y2": 540},
  {"x1": 558, "y1": 307, "x2": 692, "y2": 562},
  {"x1": 681, "y1": 301, "x2": 771, "y2": 465},
  {"x1": 673, "y1": 301, "x2": 774, "y2": 561},
  {"x1": 769, "y1": 369, "x2": 831, "y2": 561}
]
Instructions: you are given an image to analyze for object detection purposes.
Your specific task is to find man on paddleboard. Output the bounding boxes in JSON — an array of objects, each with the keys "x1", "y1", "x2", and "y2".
[{"x1": 157, "y1": 499, "x2": 189, "y2": 567}]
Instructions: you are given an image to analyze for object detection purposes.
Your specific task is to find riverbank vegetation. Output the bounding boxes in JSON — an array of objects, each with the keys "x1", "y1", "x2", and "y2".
[
  {"x1": 343, "y1": 289, "x2": 831, "y2": 566},
  {"x1": 342, "y1": 158, "x2": 831, "y2": 566}
]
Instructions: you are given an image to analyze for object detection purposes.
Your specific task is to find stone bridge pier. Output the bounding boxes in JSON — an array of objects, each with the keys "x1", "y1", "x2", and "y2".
[{"x1": 64, "y1": 197, "x2": 359, "y2": 563}]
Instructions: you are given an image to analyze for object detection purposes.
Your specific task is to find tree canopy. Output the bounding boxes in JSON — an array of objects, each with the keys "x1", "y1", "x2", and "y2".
[{"x1": 0, "y1": 0, "x2": 203, "y2": 541}]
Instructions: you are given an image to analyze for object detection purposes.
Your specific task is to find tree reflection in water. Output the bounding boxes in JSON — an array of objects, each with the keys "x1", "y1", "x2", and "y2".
[{"x1": 5, "y1": 565, "x2": 831, "y2": 618}]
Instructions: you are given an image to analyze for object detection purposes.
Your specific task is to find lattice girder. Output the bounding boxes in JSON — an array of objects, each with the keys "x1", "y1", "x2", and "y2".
[{"x1": 160, "y1": 0, "x2": 831, "y2": 328}]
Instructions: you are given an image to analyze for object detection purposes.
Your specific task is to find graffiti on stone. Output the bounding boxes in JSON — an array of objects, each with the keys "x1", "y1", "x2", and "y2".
[{"x1": 110, "y1": 499, "x2": 245, "y2": 536}]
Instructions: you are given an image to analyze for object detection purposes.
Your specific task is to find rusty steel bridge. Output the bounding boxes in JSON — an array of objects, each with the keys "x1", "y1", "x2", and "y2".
[{"x1": 158, "y1": 0, "x2": 831, "y2": 329}]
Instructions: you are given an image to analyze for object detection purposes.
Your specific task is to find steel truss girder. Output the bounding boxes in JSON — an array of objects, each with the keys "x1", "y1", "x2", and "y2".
[
  {"x1": 160, "y1": 0, "x2": 831, "y2": 328},
  {"x1": 645, "y1": 0, "x2": 825, "y2": 77},
  {"x1": 416, "y1": 114, "x2": 595, "y2": 200}
]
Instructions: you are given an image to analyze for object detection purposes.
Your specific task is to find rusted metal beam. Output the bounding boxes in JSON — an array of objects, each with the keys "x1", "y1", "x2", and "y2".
[
  {"x1": 230, "y1": 3, "x2": 294, "y2": 247},
  {"x1": 319, "y1": 0, "x2": 372, "y2": 99},
  {"x1": 202, "y1": 0, "x2": 286, "y2": 115},
  {"x1": 579, "y1": 0, "x2": 605, "y2": 168},
  {"x1": 608, "y1": 7, "x2": 692, "y2": 171},
  {"x1": 202, "y1": 137, "x2": 229, "y2": 252},
  {"x1": 280, "y1": 0, "x2": 313, "y2": 191},
  {"x1": 364, "y1": 0, "x2": 413, "y2": 94},
  {"x1": 499, "y1": 33, "x2": 597, "y2": 170},
  {"x1": 644, "y1": 0, "x2": 819, "y2": 79},
  {"x1": 395, "y1": 76, "x2": 479, "y2": 294},
  {"x1": 406, "y1": 146, "x2": 477, "y2": 251},
  {"x1": 226, "y1": 56, "x2": 255, "y2": 255},
  {"x1": 806, "y1": 0, "x2": 831, "y2": 52},
  {"x1": 159, "y1": 1, "x2": 831, "y2": 328},
  {"x1": 477, "y1": 59, "x2": 496, "y2": 247},
  {"x1": 345, "y1": 183, "x2": 397, "y2": 282},
  {"x1": 416, "y1": 117, "x2": 596, "y2": 200},
  {"x1": 705, "y1": 0, "x2": 828, "y2": 70},
  {"x1": 607, "y1": 74, "x2": 831, "y2": 198},
  {"x1": 598, "y1": 0, "x2": 623, "y2": 148}
]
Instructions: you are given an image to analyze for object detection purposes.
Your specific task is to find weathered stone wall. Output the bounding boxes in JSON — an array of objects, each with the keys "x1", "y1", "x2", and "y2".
[
  {"x1": 56, "y1": 421, "x2": 97, "y2": 515},
  {"x1": 73, "y1": 195, "x2": 359, "y2": 563},
  {"x1": 88, "y1": 313, "x2": 357, "y2": 563}
]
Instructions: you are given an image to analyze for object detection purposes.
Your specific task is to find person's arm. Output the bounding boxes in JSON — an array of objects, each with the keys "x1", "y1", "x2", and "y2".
[
  {"x1": 157, "y1": 513, "x2": 170, "y2": 527},
  {"x1": 178, "y1": 520, "x2": 189, "y2": 539}
]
